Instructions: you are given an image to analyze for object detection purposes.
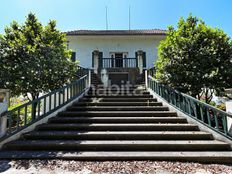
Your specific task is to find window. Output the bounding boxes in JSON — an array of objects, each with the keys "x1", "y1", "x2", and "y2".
[{"x1": 71, "y1": 52, "x2": 76, "y2": 62}]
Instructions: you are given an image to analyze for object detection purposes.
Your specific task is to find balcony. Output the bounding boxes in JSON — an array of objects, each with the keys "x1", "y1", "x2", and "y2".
[{"x1": 100, "y1": 58, "x2": 138, "y2": 68}]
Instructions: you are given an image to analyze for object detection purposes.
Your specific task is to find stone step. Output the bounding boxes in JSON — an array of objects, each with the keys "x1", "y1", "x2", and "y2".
[
  {"x1": 22, "y1": 131, "x2": 213, "y2": 140},
  {"x1": 91, "y1": 78, "x2": 101, "y2": 81},
  {"x1": 1, "y1": 151, "x2": 232, "y2": 163},
  {"x1": 66, "y1": 106, "x2": 169, "y2": 111},
  {"x1": 89, "y1": 87, "x2": 146, "y2": 89},
  {"x1": 88, "y1": 90, "x2": 150, "y2": 94},
  {"x1": 83, "y1": 95, "x2": 153, "y2": 98},
  {"x1": 100, "y1": 88, "x2": 146, "y2": 91},
  {"x1": 88, "y1": 92, "x2": 150, "y2": 96},
  {"x1": 4, "y1": 140, "x2": 229, "y2": 151},
  {"x1": 91, "y1": 81, "x2": 101, "y2": 83},
  {"x1": 57, "y1": 111, "x2": 177, "y2": 117},
  {"x1": 91, "y1": 80, "x2": 100, "y2": 82},
  {"x1": 89, "y1": 88, "x2": 146, "y2": 92},
  {"x1": 73, "y1": 101, "x2": 163, "y2": 106},
  {"x1": 91, "y1": 82, "x2": 102, "y2": 85},
  {"x1": 91, "y1": 79, "x2": 101, "y2": 81},
  {"x1": 36, "y1": 123, "x2": 199, "y2": 131},
  {"x1": 48, "y1": 117, "x2": 188, "y2": 124},
  {"x1": 79, "y1": 98, "x2": 157, "y2": 102},
  {"x1": 91, "y1": 83, "x2": 102, "y2": 85}
]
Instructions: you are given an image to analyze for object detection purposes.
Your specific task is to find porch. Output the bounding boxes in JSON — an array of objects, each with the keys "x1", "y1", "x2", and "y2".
[{"x1": 92, "y1": 50, "x2": 146, "y2": 86}]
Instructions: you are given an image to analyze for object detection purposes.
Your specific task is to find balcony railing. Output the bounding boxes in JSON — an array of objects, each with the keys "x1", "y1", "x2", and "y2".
[{"x1": 100, "y1": 58, "x2": 138, "y2": 68}]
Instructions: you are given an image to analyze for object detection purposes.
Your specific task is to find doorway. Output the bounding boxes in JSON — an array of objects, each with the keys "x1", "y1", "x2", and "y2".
[
  {"x1": 110, "y1": 52, "x2": 128, "y2": 68},
  {"x1": 115, "y1": 53, "x2": 123, "y2": 67}
]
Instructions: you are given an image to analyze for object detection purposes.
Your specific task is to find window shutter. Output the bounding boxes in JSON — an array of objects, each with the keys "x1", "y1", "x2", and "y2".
[
  {"x1": 71, "y1": 52, "x2": 76, "y2": 62},
  {"x1": 142, "y1": 52, "x2": 146, "y2": 68},
  {"x1": 98, "y1": 52, "x2": 103, "y2": 68},
  {"x1": 135, "y1": 52, "x2": 138, "y2": 67},
  {"x1": 135, "y1": 52, "x2": 138, "y2": 58},
  {"x1": 111, "y1": 54, "x2": 114, "y2": 67},
  {"x1": 92, "y1": 52, "x2": 94, "y2": 68}
]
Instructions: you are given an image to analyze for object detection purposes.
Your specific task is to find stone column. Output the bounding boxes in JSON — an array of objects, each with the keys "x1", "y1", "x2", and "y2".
[
  {"x1": 0, "y1": 116, "x2": 7, "y2": 138},
  {"x1": 0, "y1": 89, "x2": 10, "y2": 138},
  {"x1": 93, "y1": 50, "x2": 99, "y2": 74},
  {"x1": 137, "y1": 50, "x2": 143, "y2": 74},
  {"x1": 145, "y1": 70, "x2": 148, "y2": 89},
  {"x1": 88, "y1": 69, "x2": 91, "y2": 88}
]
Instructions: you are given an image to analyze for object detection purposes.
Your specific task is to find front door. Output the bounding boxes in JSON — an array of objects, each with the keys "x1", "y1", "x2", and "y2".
[{"x1": 115, "y1": 53, "x2": 123, "y2": 67}]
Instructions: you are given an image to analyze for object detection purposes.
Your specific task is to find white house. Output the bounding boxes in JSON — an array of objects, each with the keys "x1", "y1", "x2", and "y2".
[{"x1": 65, "y1": 29, "x2": 166, "y2": 85}]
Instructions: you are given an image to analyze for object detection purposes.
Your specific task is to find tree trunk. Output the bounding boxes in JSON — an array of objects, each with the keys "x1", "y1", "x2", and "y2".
[
  {"x1": 205, "y1": 89, "x2": 209, "y2": 104},
  {"x1": 204, "y1": 89, "x2": 214, "y2": 104}
]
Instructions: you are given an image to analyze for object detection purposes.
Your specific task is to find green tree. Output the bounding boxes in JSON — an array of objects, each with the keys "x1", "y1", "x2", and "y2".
[
  {"x1": 0, "y1": 13, "x2": 77, "y2": 101},
  {"x1": 155, "y1": 14, "x2": 232, "y2": 103}
]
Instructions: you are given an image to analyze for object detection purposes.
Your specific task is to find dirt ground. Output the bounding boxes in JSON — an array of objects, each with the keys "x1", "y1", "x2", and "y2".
[{"x1": 0, "y1": 160, "x2": 232, "y2": 174}]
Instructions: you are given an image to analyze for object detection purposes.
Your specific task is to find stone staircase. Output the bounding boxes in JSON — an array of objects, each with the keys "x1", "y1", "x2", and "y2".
[
  {"x1": 91, "y1": 70, "x2": 103, "y2": 87},
  {"x1": 0, "y1": 84, "x2": 232, "y2": 162},
  {"x1": 136, "y1": 70, "x2": 145, "y2": 85}
]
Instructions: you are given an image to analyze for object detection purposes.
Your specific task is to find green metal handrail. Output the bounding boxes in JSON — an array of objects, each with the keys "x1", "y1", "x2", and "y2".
[
  {"x1": 147, "y1": 74, "x2": 232, "y2": 140},
  {"x1": 147, "y1": 67, "x2": 156, "y2": 77},
  {"x1": 0, "y1": 75, "x2": 88, "y2": 141},
  {"x1": 77, "y1": 65, "x2": 89, "y2": 78}
]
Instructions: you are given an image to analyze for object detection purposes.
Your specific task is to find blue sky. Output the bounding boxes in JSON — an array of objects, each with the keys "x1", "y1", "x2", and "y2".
[{"x1": 1, "y1": 0, "x2": 232, "y2": 36}]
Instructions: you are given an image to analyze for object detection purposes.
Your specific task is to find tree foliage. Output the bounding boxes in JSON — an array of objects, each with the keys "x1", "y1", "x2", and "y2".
[
  {"x1": 155, "y1": 14, "x2": 232, "y2": 103},
  {"x1": 0, "y1": 13, "x2": 77, "y2": 100}
]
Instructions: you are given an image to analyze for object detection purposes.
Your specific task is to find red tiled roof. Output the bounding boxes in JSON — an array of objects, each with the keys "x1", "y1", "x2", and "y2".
[{"x1": 65, "y1": 29, "x2": 166, "y2": 36}]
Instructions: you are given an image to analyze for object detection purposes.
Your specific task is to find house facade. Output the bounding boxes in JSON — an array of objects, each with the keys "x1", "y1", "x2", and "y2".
[{"x1": 66, "y1": 29, "x2": 166, "y2": 86}]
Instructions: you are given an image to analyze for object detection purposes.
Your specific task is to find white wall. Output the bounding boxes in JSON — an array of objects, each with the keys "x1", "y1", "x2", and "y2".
[{"x1": 66, "y1": 35, "x2": 165, "y2": 69}]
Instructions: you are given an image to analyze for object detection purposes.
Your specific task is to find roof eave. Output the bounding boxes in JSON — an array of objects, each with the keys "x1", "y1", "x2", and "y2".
[{"x1": 65, "y1": 33, "x2": 167, "y2": 36}]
